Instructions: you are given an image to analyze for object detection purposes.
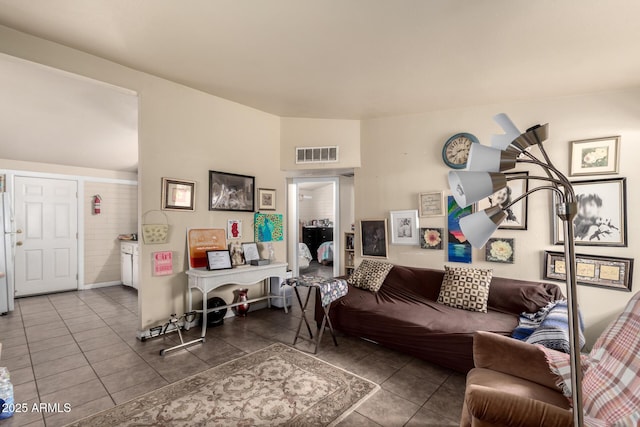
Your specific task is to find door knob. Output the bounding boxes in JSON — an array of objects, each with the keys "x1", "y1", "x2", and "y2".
[
  {"x1": 16, "y1": 229, "x2": 22, "y2": 234},
  {"x1": 16, "y1": 241, "x2": 23, "y2": 246}
]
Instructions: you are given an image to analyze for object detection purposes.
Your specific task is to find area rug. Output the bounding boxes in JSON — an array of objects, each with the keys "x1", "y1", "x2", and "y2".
[{"x1": 67, "y1": 343, "x2": 379, "y2": 426}]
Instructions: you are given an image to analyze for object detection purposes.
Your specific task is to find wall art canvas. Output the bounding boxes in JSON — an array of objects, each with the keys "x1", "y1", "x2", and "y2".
[
  {"x1": 209, "y1": 170, "x2": 255, "y2": 212},
  {"x1": 476, "y1": 172, "x2": 528, "y2": 230},
  {"x1": 447, "y1": 195, "x2": 473, "y2": 263},
  {"x1": 390, "y1": 210, "x2": 419, "y2": 245},
  {"x1": 420, "y1": 228, "x2": 443, "y2": 250},
  {"x1": 254, "y1": 213, "x2": 284, "y2": 242},
  {"x1": 570, "y1": 136, "x2": 620, "y2": 177},
  {"x1": 360, "y1": 219, "x2": 388, "y2": 258},
  {"x1": 485, "y1": 238, "x2": 515, "y2": 263},
  {"x1": 227, "y1": 219, "x2": 242, "y2": 240},
  {"x1": 553, "y1": 177, "x2": 627, "y2": 247}
]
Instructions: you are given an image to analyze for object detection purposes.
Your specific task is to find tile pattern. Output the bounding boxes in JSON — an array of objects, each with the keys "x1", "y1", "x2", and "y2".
[{"x1": 0, "y1": 285, "x2": 465, "y2": 426}]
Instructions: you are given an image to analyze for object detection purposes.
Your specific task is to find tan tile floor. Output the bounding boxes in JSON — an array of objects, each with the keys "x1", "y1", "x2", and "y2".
[{"x1": 0, "y1": 285, "x2": 465, "y2": 426}]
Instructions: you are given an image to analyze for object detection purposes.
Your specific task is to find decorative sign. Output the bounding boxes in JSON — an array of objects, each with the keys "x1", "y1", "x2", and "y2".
[
  {"x1": 187, "y1": 228, "x2": 227, "y2": 268},
  {"x1": 153, "y1": 251, "x2": 173, "y2": 276}
]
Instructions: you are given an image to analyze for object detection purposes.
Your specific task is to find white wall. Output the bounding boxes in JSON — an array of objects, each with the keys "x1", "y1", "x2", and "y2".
[
  {"x1": 298, "y1": 183, "x2": 335, "y2": 224},
  {"x1": 357, "y1": 88, "x2": 640, "y2": 346}
]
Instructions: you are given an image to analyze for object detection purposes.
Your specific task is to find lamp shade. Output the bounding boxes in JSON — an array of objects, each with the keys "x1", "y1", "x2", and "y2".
[
  {"x1": 467, "y1": 144, "x2": 518, "y2": 172},
  {"x1": 448, "y1": 171, "x2": 507, "y2": 208},
  {"x1": 512, "y1": 123, "x2": 549, "y2": 151},
  {"x1": 491, "y1": 113, "x2": 521, "y2": 150},
  {"x1": 459, "y1": 206, "x2": 507, "y2": 248}
]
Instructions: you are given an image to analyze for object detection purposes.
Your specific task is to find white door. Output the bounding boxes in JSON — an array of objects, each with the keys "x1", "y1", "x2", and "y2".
[{"x1": 14, "y1": 176, "x2": 78, "y2": 296}]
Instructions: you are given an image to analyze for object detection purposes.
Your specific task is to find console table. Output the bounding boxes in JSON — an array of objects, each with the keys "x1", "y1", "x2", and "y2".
[{"x1": 185, "y1": 262, "x2": 288, "y2": 342}]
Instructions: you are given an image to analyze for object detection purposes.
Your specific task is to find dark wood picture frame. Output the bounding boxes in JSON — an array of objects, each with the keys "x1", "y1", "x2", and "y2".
[
  {"x1": 209, "y1": 170, "x2": 255, "y2": 212},
  {"x1": 360, "y1": 219, "x2": 388, "y2": 258},
  {"x1": 161, "y1": 178, "x2": 196, "y2": 211}
]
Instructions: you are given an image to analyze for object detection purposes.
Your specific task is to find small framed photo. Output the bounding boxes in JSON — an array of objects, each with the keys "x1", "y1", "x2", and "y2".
[
  {"x1": 418, "y1": 191, "x2": 444, "y2": 217},
  {"x1": 227, "y1": 220, "x2": 242, "y2": 240},
  {"x1": 420, "y1": 228, "x2": 443, "y2": 250},
  {"x1": 206, "y1": 250, "x2": 233, "y2": 270},
  {"x1": 390, "y1": 210, "x2": 420, "y2": 245},
  {"x1": 161, "y1": 178, "x2": 196, "y2": 211},
  {"x1": 553, "y1": 177, "x2": 627, "y2": 247},
  {"x1": 360, "y1": 219, "x2": 388, "y2": 258},
  {"x1": 229, "y1": 242, "x2": 245, "y2": 266},
  {"x1": 476, "y1": 172, "x2": 528, "y2": 230},
  {"x1": 258, "y1": 188, "x2": 277, "y2": 211},
  {"x1": 209, "y1": 170, "x2": 255, "y2": 212},
  {"x1": 485, "y1": 238, "x2": 515, "y2": 263},
  {"x1": 242, "y1": 242, "x2": 260, "y2": 262},
  {"x1": 570, "y1": 136, "x2": 620, "y2": 177},
  {"x1": 543, "y1": 251, "x2": 633, "y2": 292}
]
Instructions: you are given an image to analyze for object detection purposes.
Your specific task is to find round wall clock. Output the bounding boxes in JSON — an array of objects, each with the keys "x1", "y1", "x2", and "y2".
[{"x1": 442, "y1": 133, "x2": 479, "y2": 169}]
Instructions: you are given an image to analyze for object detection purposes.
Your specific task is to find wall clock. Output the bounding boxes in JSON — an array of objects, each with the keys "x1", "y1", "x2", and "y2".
[{"x1": 442, "y1": 133, "x2": 479, "y2": 169}]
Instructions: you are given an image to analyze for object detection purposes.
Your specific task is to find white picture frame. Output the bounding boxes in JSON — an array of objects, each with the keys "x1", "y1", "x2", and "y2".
[
  {"x1": 242, "y1": 242, "x2": 260, "y2": 262},
  {"x1": 227, "y1": 219, "x2": 242, "y2": 239},
  {"x1": 390, "y1": 210, "x2": 419, "y2": 245}
]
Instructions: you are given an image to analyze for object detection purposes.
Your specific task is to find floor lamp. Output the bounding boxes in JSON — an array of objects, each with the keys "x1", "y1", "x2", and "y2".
[{"x1": 448, "y1": 113, "x2": 583, "y2": 427}]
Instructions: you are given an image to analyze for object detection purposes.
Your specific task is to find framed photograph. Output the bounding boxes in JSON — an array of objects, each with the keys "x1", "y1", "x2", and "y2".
[
  {"x1": 420, "y1": 228, "x2": 443, "y2": 250},
  {"x1": 360, "y1": 219, "x2": 388, "y2": 258},
  {"x1": 206, "y1": 250, "x2": 233, "y2": 270},
  {"x1": 242, "y1": 242, "x2": 260, "y2": 262},
  {"x1": 570, "y1": 136, "x2": 620, "y2": 177},
  {"x1": 543, "y1": 251, "x2": 633, "y2": 292},
  {"x1": 476, "y1": 172, "x2": 528, "y2": 230},
  {"x1": 161, "y1": 178, "x2": 195, "y2": 211},
  {"x1": 485, "y1": 238, "x2": 515, "y2": 263},
  {"x1": 447, "y1": 196, "x2": 473, "y2": 263},
  {"x1": 227, "y1": 220, "x2": 242, "y2": 240},
  {"x1": 209, "y1": 170, "x2": 255, "y2": 212},
  {"x1": 390, "y1": 210, "x2": 420, "y2": 245},
  {"x1": 258, "y1": 188, "x2": 276, "y2": 211},
  {"x1": 418, "y1": 191, "x2": 444, "y2": 217},
  {"x1": 553, "y1": 177, "x2": 627, "y2": 247},
  {"x1": 229, "y1": 242, "x2": 245, "y2": 266}
]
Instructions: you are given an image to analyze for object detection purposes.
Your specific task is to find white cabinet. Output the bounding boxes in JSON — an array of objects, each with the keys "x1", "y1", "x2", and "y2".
[{"x1": 120, "y1": 242, "x2": 139, "y2": 290}]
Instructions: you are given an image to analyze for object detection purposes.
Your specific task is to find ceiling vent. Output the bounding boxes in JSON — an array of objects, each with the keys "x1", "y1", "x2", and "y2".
[{"x1": 296, "y1": 146, "x2": 338, "y2": 164}]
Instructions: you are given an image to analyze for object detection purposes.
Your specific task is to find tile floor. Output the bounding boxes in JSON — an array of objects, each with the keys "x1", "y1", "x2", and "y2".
[{"x1": 0, "y1": 285, "x2": 465, "y2": 427}]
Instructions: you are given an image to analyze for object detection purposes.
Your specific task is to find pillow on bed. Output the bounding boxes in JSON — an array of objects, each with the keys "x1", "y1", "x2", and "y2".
[
  {"x1": 347, "y1": 259, "x2": 394, "y2": 292},
  {"x1": 437, "y1": 266, "x2": 493, "y2": 313}
]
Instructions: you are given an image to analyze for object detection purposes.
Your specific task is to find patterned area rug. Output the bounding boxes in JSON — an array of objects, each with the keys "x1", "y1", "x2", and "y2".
[{"x1": 68, "y1": 343, "x2": 379, "y2": 426}]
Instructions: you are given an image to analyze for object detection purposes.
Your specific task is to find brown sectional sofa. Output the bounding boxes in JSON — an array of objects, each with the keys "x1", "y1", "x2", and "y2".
[{"x1": 315, "y1": 264, "x2": 563, "y2": 372}]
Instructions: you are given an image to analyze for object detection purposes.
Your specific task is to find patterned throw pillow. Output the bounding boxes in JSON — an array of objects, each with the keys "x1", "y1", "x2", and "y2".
[
  {"x1": 437, "y1": 266, "x2": 493, "y2": 313},
  {"x1": 347, "y1": 259, "x2": 394, "y2": 292}
]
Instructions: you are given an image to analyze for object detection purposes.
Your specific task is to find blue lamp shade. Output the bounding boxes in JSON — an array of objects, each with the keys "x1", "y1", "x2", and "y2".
[
  {"x1": 448, "y1": 171, "x2": 507, "y2": 209},
  {"x1": 491, "y1": 113, "x2": 521, "y2": 150},
  {"x1": 467, "y1": 144, "x2": 518, "y2": 172},
  {"x1": 459, "y1": 206, "x2": 507, "y2": 248}
]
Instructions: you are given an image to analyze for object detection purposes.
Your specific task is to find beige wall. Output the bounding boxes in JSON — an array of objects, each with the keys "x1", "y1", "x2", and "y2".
[
  {"x1": 357, "y1": 87, "x2": 640, "y2": 346},
  {"x1": 84, "y1": 182, "x2": 137, "y2": 286},
  {"x1": 280, "y1": 117, "x2": 361, "y2": 170},
  {"x1": 0, "y1": 25, "x2": 286, "y2": 331},
  {"x1": 0, "y1": 159, "x2": 137, "y2": 181}
]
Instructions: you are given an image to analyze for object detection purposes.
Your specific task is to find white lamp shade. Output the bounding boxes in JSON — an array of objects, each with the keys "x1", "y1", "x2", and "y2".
[
  {"x1": 467, "y1": 144, "x2": 517, "y2": 172},
  {"x1": 459, "y1": 207, "x2": 507, "y2": 248},
  {"x1": 491, "y1": 113, "x2": 521, "y2": 150},
  {"x1": 448, "y1": 171, "x2": 507, "y2": 208}
]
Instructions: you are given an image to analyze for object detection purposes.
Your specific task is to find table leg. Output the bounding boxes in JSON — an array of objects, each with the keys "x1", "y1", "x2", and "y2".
[
  {"x1": 281, "y1": 283, "x2": 289, "y2": 314},
  {"x1": 200, "y1": 291, "x2": 208, "y2": 342},
  {"x1": 292, "y1": 287, "x2": 314, "y2": 346},
  {"x1": 185, "y1": 283, "x2": 193, "y2": 331}
]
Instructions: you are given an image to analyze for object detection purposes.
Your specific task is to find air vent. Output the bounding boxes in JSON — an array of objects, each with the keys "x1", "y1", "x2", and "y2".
[{"x1": 295, "y1": 146, "x2": 338, "y2": 164}]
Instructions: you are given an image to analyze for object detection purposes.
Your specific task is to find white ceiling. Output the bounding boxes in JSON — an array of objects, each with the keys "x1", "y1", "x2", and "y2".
[
  {"x1": 0, "y1": 54, "x2": 138, "y2": 172},
  {"x1": 0, "y1": 0, "x2": 639, "y2": 120}
]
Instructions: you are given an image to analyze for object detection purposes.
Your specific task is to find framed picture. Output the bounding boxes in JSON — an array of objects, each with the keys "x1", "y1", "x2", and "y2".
[
  {"x1": 447, "y1": 195, "x2": 473, "y2": 263},
  {"x1": 553, "y1": 177, "x2": 627, "y2": 247},
  {"x1": 360, "y1": 219, "x2": 388, "y2": 258},
  {"x1": 543, "y1": 251, "x2": 633, "y2": 292},
  {"x1": 258, "y1": 188, "x2": 276, "y2": 211},
  {"x1": 227, "y1": 220, "x2": 242, "y2": 240},
  {"x1": 476, "y1": 172, "x2": 528, "y2": 230},
  {"x1": 418, "y1": 191, "x2": 444, "y2": 217},
  {"x1": 229, "y1": 242, "x2": 245, "y2": 266},
  {"x1": 187, "y1": 228, "x2": 227, "y2": 269},
  {"x1": 254, "y1": 213, "x2": 284, "y2": 242},
  {"x1": 390, "y1": 210, "x2": 420, "y2": 245},
  {"x1": 570, "y1": 136, "x2": 620, "y2": 177},
  {"x1": 485, "y1": 238, "x2": 515, "y2": 263},
  {"x1": 242, "y1": 242, "x2": 260, "y2": 262},
  {"x1": 161, "y1": 178, "x2": 196, "y2": 211},
  {"x1": 206, "y1": 250, "x2": 233, "y2": 270},
  {"x1": 209, "y1": 170, "x2": 255, "y2": 212},
  {"x1": 420, "y1": 228, "x2": 443, "y2": 250}
]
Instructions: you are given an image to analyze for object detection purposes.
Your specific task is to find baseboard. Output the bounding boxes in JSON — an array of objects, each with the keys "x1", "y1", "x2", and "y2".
[{"x1": 80, "y1": 280, "x2": 123, "y2": 290}]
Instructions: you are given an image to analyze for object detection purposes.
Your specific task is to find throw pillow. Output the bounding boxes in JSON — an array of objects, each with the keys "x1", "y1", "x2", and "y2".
[
  {"x1": 437, "y1": 266, "x2": 493, "y2": 313},
  {"x1": 347, "y1": 259, "x2": 394, "y2": 292}
]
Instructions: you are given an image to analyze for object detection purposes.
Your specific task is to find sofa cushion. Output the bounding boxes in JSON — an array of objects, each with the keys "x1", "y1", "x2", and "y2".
[
  {"x1": 347, "y1": 259, "x2": 394, "y2": 292},
  {"x1": 438, "y1": 266, "x2": 493, "y2": 313}
]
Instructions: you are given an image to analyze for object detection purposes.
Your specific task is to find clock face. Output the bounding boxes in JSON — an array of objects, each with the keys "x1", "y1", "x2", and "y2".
[{"x1": 442, "y1": 133, "x2": 479, "y2": 169}]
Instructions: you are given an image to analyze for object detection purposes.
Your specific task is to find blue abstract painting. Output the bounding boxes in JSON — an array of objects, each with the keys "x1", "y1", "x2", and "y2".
[{"x1": 447, "y1": 196, "x2": 473, "y2": 263}]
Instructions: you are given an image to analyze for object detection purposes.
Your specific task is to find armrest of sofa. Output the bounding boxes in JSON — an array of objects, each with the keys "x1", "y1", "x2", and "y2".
[
  {"x1": 473, "y1": 331, "x2": 561, "y2": 391},
  {"x1": 465, "y1": 384, "x2": 572, "y2": 427}
]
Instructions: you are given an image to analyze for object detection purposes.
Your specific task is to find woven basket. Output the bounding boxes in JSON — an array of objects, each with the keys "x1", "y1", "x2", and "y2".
[{"x1": 142, "y1": 210, "x2": 169, "y2": 244}]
